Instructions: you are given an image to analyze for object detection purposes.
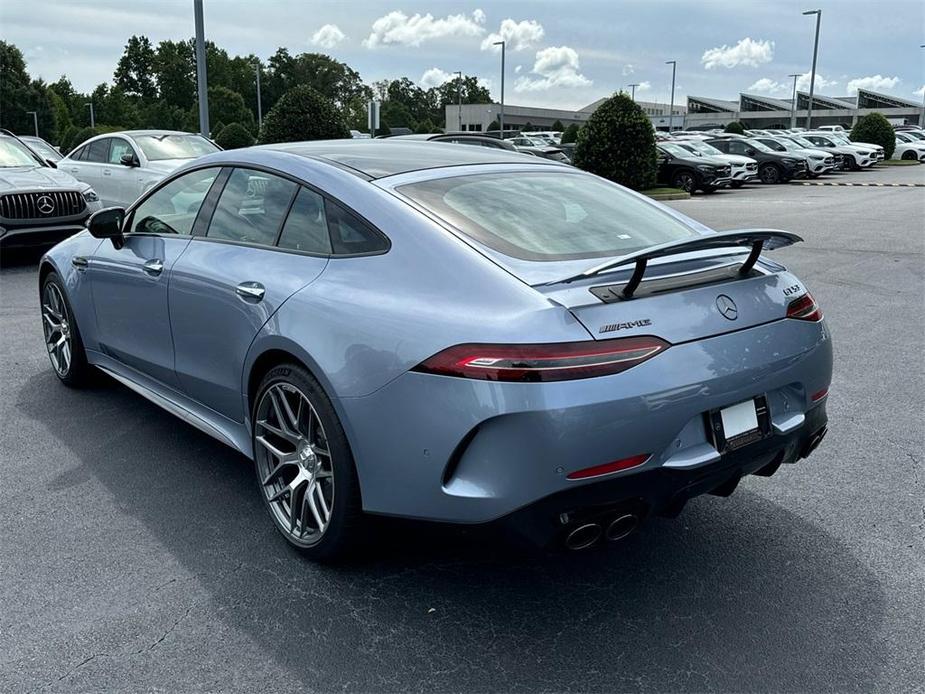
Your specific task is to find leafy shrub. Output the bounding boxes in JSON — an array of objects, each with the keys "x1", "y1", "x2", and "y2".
[
  {"x1": 561, "y1": 123, "x2": 580, "y2": 144},
  {"x1": 850, "y1": 112, "x2": 895, "y2": 159},
  {"x1": 573, "y1": 92, "x2": 657, "y2": 191},
  {"x1": 215, "y1": 122, "x2": 255, "y2": 150},
  {"x1": 551, "y1": 119, "x2": 564, "y2": 132},
  {"x1": 724, "y1": 121, "x2": 745, "y2": 135},
  {"x1": 66, "y1": 126, "x2": 100, "y2": 152},
  {"x1": 259, "y1": 85, "x2": 350, "y2": 143}
]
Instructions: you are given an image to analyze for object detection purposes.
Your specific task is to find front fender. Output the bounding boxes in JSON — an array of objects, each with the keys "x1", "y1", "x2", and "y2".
[{"x1": 40, "y1": 232, "x2": 104, "y2": 350}]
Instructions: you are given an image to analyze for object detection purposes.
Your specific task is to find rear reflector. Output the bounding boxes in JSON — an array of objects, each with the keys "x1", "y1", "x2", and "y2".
[
  {"x1": 811, "y1": 387, "x2": 829, "y2": 402},
  {"x1": 567, "y1": 454, "x2": 650, "y2": 480},
  {"x1": 787, "y1": 292, "x2": 823, "y2": 322},
  {"x1": 412, "y1": 336, "x2": 669, "y2": 382}
]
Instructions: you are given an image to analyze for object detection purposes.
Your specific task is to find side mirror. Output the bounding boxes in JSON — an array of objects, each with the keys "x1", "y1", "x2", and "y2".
[
  {"x1": 88, "y1": 207, "x2": 126, "y2": 246},
  {"x1": 120, "y1": 152, "x2": 139, "y2": 167},
  {"x1": 746, "y1": 148, "x2": 757, "y2": 156}
]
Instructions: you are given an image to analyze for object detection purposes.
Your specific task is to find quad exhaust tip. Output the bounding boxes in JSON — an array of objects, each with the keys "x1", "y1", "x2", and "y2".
[
  {"x1": 605, "y1": 514, "x2": 639, "y2": 542},
  {"x1": 564, "y1": 513, "x2": 641, "y2": 550},
  {"x1": 564, "y1": 523, "x2": 602, "y2": 550}
]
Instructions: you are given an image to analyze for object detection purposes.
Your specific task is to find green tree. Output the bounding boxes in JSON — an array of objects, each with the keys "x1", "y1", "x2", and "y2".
[
  {"x1": 573, "y1": 92, "x2": 657, "y2": 191},
  {"x1": 523, "y1": 122, "x2": 534, "y2": 132},
  {"x1": 551, "y1": 119, "x2": 565, "y2": 132},
  {"x1": 215, "y1": 122, "x2": 255, "y2": 149},
  {"x1": 850, "y1": 112, "x2": 895, "y2": 159},
  {"x1": 380, "y1": 100, "x2": 414, "y2": 130},
  {"x1": 414, "y1": 118, "x2": 438, "y2": 134},
  {"x1": 67, "y1": 126, "x2": 100, "y2": 152},
  {"x1": 259, "y1": 85, "x2": 350, "y2": 143},
  {"x1": 114, "y1": 35, "x2": 157, "y2": 100},
  {"x1": 487, "y1": 119, "x2": 500, "y2": 131},
  {"x1": 154, "y1": 39, "x2": 196, "y2": 110},
  {"x1": 47, "y1": 88, "x2": 73, "y2": 144},
  {"x1": 199, "y1": 86, "x2": 254, "y2": 134},
  {"x1": 0, "y1": 41, "x2": 56, "y2": 136},
  {"x1": 724, "y1": 121, "x2": 745, "y2": 135},
  {"x1": 561, "y1": 123, "x2": 580, "y2": 144}
]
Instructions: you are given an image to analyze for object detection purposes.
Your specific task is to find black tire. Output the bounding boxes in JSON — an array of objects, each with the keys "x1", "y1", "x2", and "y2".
[
  {"x1": 848, "y1": 156, "x2": 861, "y2": 171},
  {"x1": 252, "y1": 363, "x2": 364, "y2": 561},
  {"x1": 40, "y1": 271, "x2": 93, "y2": 387},
  {"x1": 758, "y1": 163, "x2": 782, "y2": 184},
  {"x1": 671, "y1": 169, "x2": 697, "y2": 193},
  {"x1": 901, "y1": 150, "x2": 917, "y2": 161},
  {"x1": 730, "y1": 181, "x2": 743, "y2": 189}
]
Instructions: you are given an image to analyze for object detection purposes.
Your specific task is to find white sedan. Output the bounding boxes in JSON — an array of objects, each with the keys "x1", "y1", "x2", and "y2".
[
  {"x1": 893, "y1": 132, "x2": 925, "y2": 160},
  {"x1": 59, "y1": 130, "x2": 220, "y2": 207}
]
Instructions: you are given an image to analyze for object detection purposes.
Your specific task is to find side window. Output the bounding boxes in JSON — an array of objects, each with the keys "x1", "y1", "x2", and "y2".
[
  {"x1": 108, "y1": 138, "x2": 135, "y2": 164},
  {"x1": 325, "y1": 200, "x2": 388, "y2": 255},
  {"x1": 130, "y1": 168, "x2": 219, "y2": 235},
  {"x1": 727, "y1": 141, "x2": 745, "y2": 155},
  {"x1": 277, "y1": 187, "x2": 331, "y2": 254},
  {"x1": 70, "y1": 146, "x2": 87, "y2": 161},
  {"x1": 86, "y1": 138, "x2": 111, "y2": 163},
  {"x1": 206, "y1": 168, "x2": 297, "y2": 246}
]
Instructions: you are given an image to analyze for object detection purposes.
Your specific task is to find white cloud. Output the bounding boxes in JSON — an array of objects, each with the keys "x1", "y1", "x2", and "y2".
[
  {"x1": 481, "y1": 18, "x2": 545, "y2": 52},
  {"x1": 419, "y1": 67, "x2": 454, "y2": 88},
  {"x1": 701, "y1": 37, "x2": 774, "y2": 69},
  {"x1": 364, "y1": 10, "x2": 485, "y2": 48},
  {"x1": 846, "y1": 74, "x2": 900, "y2": 94},
  {"x1": 514, "y1": 46, "x2": 592, "y2": 92},
  {"x1": 622, "y1": 64, "x2": 634, "y2": 76},
  {"x1": 636, "y1": 80, "x2": 651, "y2": 92},
  {"x1": 514, "y1": 64, "x2": 523, "y2": 73},
  {"x1": 747, "y1": 78, "x2": 786, "y2": 94},
  {"x1": 914, "y1": 85, "x2": 925, "y2": 97},
  {"x1": 310, "y1": 24, "x2": 345, "y2": 49},
  {"x1": 796, "y1": 71, "x2": 837, "y2": 92}
]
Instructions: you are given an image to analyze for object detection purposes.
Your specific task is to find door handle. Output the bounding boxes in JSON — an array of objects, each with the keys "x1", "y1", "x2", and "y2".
[
  {"x1": 235, "y1": 281, "x2": 266, "y2": 302},
  {"x1": 142, "y1": 258, "x2": 164, "y2": 276},
  {"x1": 103, "y1": 169, "x2": 112, "y2": 176},
  {"x1": 71, "y1": 256, "x2": 89, "y2": 270}
]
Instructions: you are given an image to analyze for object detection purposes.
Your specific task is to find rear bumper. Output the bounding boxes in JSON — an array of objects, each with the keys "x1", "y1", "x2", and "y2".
[{"x1": 340, "y1": 318, "x2": 833, "y2": 525}]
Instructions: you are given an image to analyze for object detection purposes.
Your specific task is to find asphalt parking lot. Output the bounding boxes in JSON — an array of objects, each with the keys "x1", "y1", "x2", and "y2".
[{"x1": 1, "y1": 166, "x2": 922, "y2": 693}]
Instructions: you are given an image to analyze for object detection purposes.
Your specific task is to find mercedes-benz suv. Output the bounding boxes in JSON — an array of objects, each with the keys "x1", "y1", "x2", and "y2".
[{"x1": 0, "y1": 130, "x2": 102, "y2": 248}]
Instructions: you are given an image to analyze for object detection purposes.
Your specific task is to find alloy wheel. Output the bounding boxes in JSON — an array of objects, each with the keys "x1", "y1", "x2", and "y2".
[
  {"x1": 759, "y1": 165, "x2": 780, "y2": 184},
  {"x1": 42, "y1": 282, "x2": 72, "y2": 377},
  {"x1": 254, "y1": 382, "x2": 334, "y2": 544},
  {"x1": 674, "y1": 172, "x2": 695, "y2": 193}
]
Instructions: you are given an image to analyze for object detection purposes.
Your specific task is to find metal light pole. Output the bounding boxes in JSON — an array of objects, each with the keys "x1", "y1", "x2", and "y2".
[
  {"x1": 454, "y1": 71, "x2": 463, "y2": 131},
  {"x1": 493, "y1": 40, "x2": 505, "y2": 136},
  {"x1": 665, "y1": 61, "x2": 677, "y2": 132},
  {"x1": 920, "y1": 45, "x2": 925, "y2": 127},
  {"x1": 254, "y1": 61, "x2": 263, "y2": 130},
  {"x1": 193, "y1": 0, "x2": 210, "y2": 137},
  {"x1": 26, "y1": 111, "x2": 39, "y2": 136},
  {"x1": 788, "y1": 73, "x2": 801, "y2": 129},
  {"x1": 628, "y1": 83, "x2": 640, "y2": 101},
  {"x1": 85, "y1": 102, "x2": 95, "y2": 128},
  {"x1": 803, "y1": 9, "x2": 822, "y2": 129}
]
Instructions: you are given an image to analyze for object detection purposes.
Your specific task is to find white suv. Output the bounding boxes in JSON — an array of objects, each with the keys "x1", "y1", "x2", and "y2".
[{"x1": 59, "y1": 130, "x2": 220, "y2": 207}]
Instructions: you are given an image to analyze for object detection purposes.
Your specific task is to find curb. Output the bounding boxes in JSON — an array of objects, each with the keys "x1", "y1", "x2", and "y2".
[
  {"x1": 793, "y1": 181, "x2": 925, "y2": 187},
  {"x1": 645, "y1": 192, "x2": 691, "y2": 200}
]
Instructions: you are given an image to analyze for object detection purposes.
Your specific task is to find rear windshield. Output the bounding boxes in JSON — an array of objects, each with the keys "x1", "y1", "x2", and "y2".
[
  {"x1": 135, "y1": 134, "x2": 219, "y2": 161},
  {"x1": 397, "y1": 171, "x2": 699, "y2": 261}
]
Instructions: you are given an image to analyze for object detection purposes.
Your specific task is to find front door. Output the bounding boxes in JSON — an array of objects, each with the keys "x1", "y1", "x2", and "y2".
[{"x1": 88, "y1": 166, "x2": 221, "y2": 388}]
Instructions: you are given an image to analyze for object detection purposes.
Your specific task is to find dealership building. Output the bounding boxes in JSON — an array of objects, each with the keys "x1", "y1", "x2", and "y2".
[{"x1": 446, "y1": 89, "x2": 923, "y2": 132}]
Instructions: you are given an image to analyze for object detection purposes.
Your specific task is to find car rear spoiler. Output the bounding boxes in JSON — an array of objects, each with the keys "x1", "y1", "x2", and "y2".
[{"x1": 545, "y1": 229, "x2": 803, "y2": 297}]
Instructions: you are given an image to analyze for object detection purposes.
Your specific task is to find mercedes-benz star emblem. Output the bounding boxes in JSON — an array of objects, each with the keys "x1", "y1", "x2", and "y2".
[
  {"x1": 716, "y1": 294, "x2": 738, "y2": 320},
  {"x1": 36, "y1": 195, "x2": 56, "y2": 215}
]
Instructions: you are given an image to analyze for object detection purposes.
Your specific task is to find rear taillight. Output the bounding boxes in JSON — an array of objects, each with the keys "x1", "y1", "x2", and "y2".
[
  {"x1": 412, "y1": 336, "x2": 669, "y2": 382},
  {"x1": 787, "y1": 292, "x2": 823, "y2": 322},
  {"x1": 567, "y1": 454, "x2": 650, "y2": 480}
]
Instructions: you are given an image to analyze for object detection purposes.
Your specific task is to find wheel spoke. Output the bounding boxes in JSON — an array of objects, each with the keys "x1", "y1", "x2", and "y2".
[
  {"x1": 261, "y1": 458, "x2": 297, "y2": 486},
  {"x1": 313, "y1": 482, "x2": 330, "y2": 523},
  {"x1": 306, "y1": 485, "x2": 324, "y2": 530},
  {"x1": 256, "y1": 434, "x2": 292, "y2": 460}
]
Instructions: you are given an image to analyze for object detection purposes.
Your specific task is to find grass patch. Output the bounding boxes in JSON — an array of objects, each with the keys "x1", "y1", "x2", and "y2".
[
  {"x1": 643, "y1": 187, "x2": 690, "y2": 200},
  {"x1": 879, "y1": 159, "x2": 922, "y2": 166}
]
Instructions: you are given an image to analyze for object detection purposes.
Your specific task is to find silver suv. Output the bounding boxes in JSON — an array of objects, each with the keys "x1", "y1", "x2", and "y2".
[{"x1": 0, "y1": 130, "x2": 102, "y2": 248}]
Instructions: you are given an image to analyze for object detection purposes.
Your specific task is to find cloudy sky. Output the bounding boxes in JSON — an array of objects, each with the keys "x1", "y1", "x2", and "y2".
[{"x1": 3, "y1": 0, "x2": 923, "y2": 109}]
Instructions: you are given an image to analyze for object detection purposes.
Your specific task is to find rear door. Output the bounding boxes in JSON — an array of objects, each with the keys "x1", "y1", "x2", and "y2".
[
  {"x1": 168, "y1": 167, "x2": 331, "y2": 423},
  {"x1": 104, "y1": 136, "x2": 141, "y2": 206},
  {"x1": 62, "y1": 139, "x2": 110, "y2": 197}
]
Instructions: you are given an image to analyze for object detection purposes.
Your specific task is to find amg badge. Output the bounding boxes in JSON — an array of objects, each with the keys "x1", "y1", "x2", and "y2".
[{"x1": 599, "y1": 318, "x2": 652, "y2": 334}]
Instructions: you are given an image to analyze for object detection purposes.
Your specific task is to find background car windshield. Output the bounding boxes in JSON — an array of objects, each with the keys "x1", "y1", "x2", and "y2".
[
  {"x1": 790, "y1": 136, "x2": 817, "y2": 148},
  {"x1": 746, "y1": 139, "x2": 774, "y2": 153},
  {"x1": 659, "y1": 143, "x2": 691, "y2": 157},
  {"x1": 0, "y1": 138, "x2": 41, "y2": 167},
  {"x1": 23, "y1": 138, "x2": 60, "y2": 161},
  {"x1": 687, "y1": 142, "x2": 723, "y2": 156},
  {"x1": 398, "y1": 171, "x2": 699, "y2": 261},
  {"x1": 134, "y1": 134, "x2": 219, "y2": 161},
  {"x1": 773, "y1": 139, "x2": 801, "y2": 151}
]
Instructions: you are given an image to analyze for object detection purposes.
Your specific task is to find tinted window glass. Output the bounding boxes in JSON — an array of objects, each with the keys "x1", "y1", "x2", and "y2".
[
  {"x1": 86, "y1": 138, "x2": 111, "y2": 163},
  {"x1": 108, "y1": 138, "x2": 135, "y2": 164},
  {"x1": 130, "y1": 168, "x2": 219, "y2": 235},
  {"x1": 325, "y1": 200, "x2": 388, "y2": 255},
  {"x1": 397, "y1": 171, "x2": 698, "y2": 262},
  {"x1": 277, "y1": 187, "x2": 331, "y2": 254},
  {"x1": 726, "y1": 141, "x2": 747, "y2": 155},
  {"x1": 207, "y1": 168, "x2": 297, "y2": 246}
]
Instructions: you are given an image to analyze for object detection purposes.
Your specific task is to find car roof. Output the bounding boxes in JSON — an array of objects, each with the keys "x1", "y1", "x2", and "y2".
[{"x1": 260, "y1": 139, "x2": 558, "y2": 179}]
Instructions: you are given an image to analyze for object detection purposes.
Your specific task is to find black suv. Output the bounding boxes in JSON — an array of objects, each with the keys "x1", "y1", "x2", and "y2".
[
  {"x1": 656, "y1": 143, "x2": 732, "y2": 193},
  {"x1": 706, "y1": 137, "x2": 807, "y2": 184}
]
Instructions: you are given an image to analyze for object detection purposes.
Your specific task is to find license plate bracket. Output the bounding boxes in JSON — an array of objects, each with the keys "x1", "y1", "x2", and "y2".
[{"x1": 706, "y1": 396, "x2": 771, "y2": 453}]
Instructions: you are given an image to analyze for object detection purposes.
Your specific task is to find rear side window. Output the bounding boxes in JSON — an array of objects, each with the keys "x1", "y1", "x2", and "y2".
[
  {"x1": 325, "y1": 200, "x2": 388, "y2": 255},
  {"x1": 86, "y1": 138, "x2": 111, "y2": 163},
  {"x1": 69, "y1": 146, "x2": 88, "y2": 161},
  {"x1": 277, "y1": 187, "x2": 331, "y2": 254},
  {"x1": 206, "y1": 168, "x2": 297, "y2": 246}
]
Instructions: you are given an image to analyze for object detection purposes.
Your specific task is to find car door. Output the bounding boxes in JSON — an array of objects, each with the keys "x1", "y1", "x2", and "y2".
[
  {"x1": 104, "y1": 136, "x2": 141, "y2": 207},
  {"x1": 87, "y1": 167, "x2": 222, "y2": 388},
  {"x1": 168, "y1": 167, "x2": 331, "y2": 423},
  {"x1": 62, "y1": 139, "x2": 110, "y2": 197}
]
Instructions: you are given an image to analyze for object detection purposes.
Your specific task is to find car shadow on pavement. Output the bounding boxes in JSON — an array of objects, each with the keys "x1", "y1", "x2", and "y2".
[{"x1": 19, "y1": 369, "x2": 886, "y2": 693}]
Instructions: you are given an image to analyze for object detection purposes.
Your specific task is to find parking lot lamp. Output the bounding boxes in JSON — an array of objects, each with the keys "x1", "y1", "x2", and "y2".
[
  {"x1": 493, "y1": 41, "x2": 505, "y2": 136},
  {"x1": 628, "y1": 83, "x2": 639, "y2": 101},
  {"x1": 803, "y1": 9, "x2": 822, "y2": 129},
  {"x1": 85, "y1": 102, "x2": 94, "y2": 128},
  {"x1": 26, "y1": 111, "x2": 38, "y2": 137},
  {"x1": 254, "y1": 61, "x2": 263, "y2": 130},
  {"x1": 194, "y1": 0, "x2": 210, "y2": 138},
  {"x1": 665, "y1": 61, "x2": 677, "y2": 132},
  {"x1": 788, "y1": 73, "x2": 801, "y2": 129},
  {"x1": 920, "y1": 45, "x2": 925, "y2": 127},
  {"x1": 455, "y1": 71, "x2": 463, "y2": 131}
]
